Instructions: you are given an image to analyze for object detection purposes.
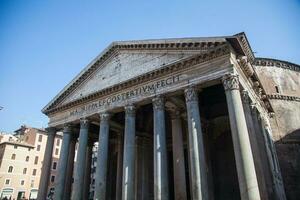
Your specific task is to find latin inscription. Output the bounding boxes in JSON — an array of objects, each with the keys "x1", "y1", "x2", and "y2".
[{"x1": 69, "y1": 74, "x2": 181, "y2": 117}]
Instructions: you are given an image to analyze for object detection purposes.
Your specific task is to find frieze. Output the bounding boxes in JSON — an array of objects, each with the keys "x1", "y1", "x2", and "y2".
[{"x1": 69, "y1": 75, "x2": 181, "y2": 117}]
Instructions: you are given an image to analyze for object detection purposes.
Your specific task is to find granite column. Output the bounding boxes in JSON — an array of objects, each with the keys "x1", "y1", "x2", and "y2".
[
  {"x1": 94, "y1": 112, "x2": 111, "y2": 200},
  {"x1": 170, "y1": 109, "x2": 187, "y2": 200},
  {"x1": 71, "y1": 118, "x2": 90, "y2": 200},
  {"x1": 63, "y1": 134, "x2": 77, "y2": 200},
  {"x1": 222, "y1": 74, "x2": 261, "y2": 200},
  {"x1": 153, "y1": 96, "x2": 169, "y2": 200},
  {"x1": 37, "y1": 127, "x2": 56, "y2": 200},
  {"x1": 122, "y1": 105, "x2": 136, "y2": 200},
  {"x1": 83, "y1": 142, "x2": 93, "y2": 199},
  {"x1": 184, "y1": 87, "x2": 209, "y2": 200},
  {"x1": 116, "y1": 133, "x2": 123, "y2": 200},
  {"x1": 54, "y1": 125, "x2": 73, "y2": 199}
]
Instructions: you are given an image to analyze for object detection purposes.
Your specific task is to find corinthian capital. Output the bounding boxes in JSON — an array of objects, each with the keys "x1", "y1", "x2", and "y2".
[
  {"x1": 80, "y1": 118, "x2": 90, "y2": 129},
  {"x1": 99, "y1": 112, "x2": 111, "y2": 122},
  {"x1": 45, "y1": 127, "x2": 57, "y2": 135},
  {"x1": 125, "y1": 104, "x2": 136, "y2": 117},
  {"x1": 222, "y1": 74, "x2": 239, "y2": 91},
  {"x1": 241, "y1": 90, "x2": 251, "y2": 104},
  {"x1": 184, "y1": 87, "x2": 198, "y2": 102},
  {"x1": 152, "y1": 96, "x2": 165, "y2": 110},
  {"x1": 63, "y1": 124, "x2": 74, "y2": 133}
]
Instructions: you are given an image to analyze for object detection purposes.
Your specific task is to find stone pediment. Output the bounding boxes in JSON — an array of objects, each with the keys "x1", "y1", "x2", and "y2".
[
  {"x1": 61, "y1": 50, "x2": 198, "y2": 105},
  {"x1": 43, "y1": 33, "x2": 254, "y2": 114}
]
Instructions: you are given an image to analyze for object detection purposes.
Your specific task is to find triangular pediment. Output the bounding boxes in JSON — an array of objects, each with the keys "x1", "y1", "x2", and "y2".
[
  {"x1": 43, "y1": 33, "x2": 252, "y2": 114},
  {"x1": 61, "y1": 50, "x2": 197, "y2": 105}
]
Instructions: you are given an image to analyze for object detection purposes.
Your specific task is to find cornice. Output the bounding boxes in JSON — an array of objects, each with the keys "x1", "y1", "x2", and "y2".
[
  {"x1": 254, "y1": 58, "x2": 300, "y2": 72},
  {"x1": 236, "y1": 56, "x2": 274, "y2": 113},
  {"x1": 234, "y1": 32, "x2": 255, "y2": 62},
  {"x1": 267, "y1": 94, "x2": 300, "y2": 102},
  {"x1": 45, "y1": 44, "x2": 231, "y2": 115},
  {"x1": 42, "y1": 40, "x2": 228, "y2": 114}
]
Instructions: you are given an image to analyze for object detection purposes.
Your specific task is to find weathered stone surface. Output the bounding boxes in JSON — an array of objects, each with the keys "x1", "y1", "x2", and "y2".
[
  {"x1": 48, "y1": 57, "x2": 231, "y2": 127},
  {"x1": 62, "y1": 51, "x2": 195, "y2": 105},
  {"x1": 41, "y1": 34, "x2": 300, "y2": 200},
  {"x1": 254, "y1": 65, "x2": 299, "y2": 97},
  {"x1": 254, "y1": 61, "x2": 300, "y2": 200}
]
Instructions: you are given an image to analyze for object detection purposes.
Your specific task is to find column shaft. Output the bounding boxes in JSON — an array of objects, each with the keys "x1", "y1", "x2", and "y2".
[
  {"x1": 122, "y1": 105, "x2": 136, "y2": 200},
  {"x1": 222, "y1": 74, "x2": 261, "y2": 200},
  {"x1": 63, "y1": 136, "x2": 76, "y2": 200},
  {"x1": 54, "y1": 125, "x2": 73, "y2": 199},
  {"x1": 94, "y1": 112, "x2": 111, "y2": 200},
  {"x1": 116, "y1": 134, "x2": 124, "y2": 200},
  {"x1": 171, "y1": 111, "x2": 187, "y2": 200},
  {"x1": 153, "y1": 96, "x2": 169, "y2": 200},
  {"x1": 184, "y1": 87, "x2": 209, "y2": 200},
  {"x1": 242, "y1": 91, "x2": 269, "y2": 199},
  {"x1": 83, "y1": 143, "x2": 93, "y2": 200},
  {"x1": 71, "y1": 119, "x2": 90, "y2": 200},
  {"x1": 37, "y1": 127, "x2": 56, "y2": 200}
]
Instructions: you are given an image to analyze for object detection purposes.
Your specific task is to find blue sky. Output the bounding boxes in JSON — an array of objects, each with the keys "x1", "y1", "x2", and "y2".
[{"x1": 0, "y1": 0, "x2": 299, "y2": 132}]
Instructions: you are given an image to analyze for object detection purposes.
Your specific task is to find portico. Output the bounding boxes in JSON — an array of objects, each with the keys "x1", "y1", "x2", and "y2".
[{"x1": 38, "y1": 33, "x2": 285, "y2": 200}]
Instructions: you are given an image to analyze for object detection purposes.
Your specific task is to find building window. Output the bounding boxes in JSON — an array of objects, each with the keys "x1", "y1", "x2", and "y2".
[
  {"x1": 32, "y1": 169, "x2": 37, "y2": 176},
  {"x1": 55, "y1": 148, "x2": 59, "y2": 155},
  {"x1": 56, "y1": 139, "x2": 60, "y2": 146},
  {"x1": 37, "y1": 145, "x2": 41, "y2": 151},
  {"x1": 26, "y1": 156, "x2": 29, "y2": 162},
  {"x1": 34, "y1": 156, "x2": 39, "y2": 164},
  {"x1": 38, "y1": 134, "x2": 43, "y2": 142},
  {"x1": 8, "y1": 166, "x2": 13, "y2": 173},
  {"x1": 20, "y1": 180, "x2": 25, "y2": 185},
  {"x1": 14, "y1": 145, "x2": 17, "y2": 149},
  {"x1": 30, "y1": 180, "x2": 34, "y2": 187},
  {"x1": 5, "y1": 179, "x2": 10, "y2": 185},
  {"x1": 28, "y1": 148, "x2": 31, "y2": 151},
  {"x1": 11, "y1": 154, "x2": 16, "y2": 160},
  {"x1": 52, "y1": 162, "x2": 57, "y2": 170},
  {"x1": 50, "y1": 175, "x2": 55, "y2": 183},
  {"x1": 23, "y1": 168, "x2": 27, "y2": 174}
]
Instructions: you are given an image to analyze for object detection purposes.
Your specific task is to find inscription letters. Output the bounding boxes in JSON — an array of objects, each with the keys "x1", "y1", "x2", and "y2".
[{"x1": 69, "y1": 75, "x2": 181, "y2": 117}]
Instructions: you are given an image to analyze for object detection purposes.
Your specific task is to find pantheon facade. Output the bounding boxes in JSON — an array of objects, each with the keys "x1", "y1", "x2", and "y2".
[{"x1": 37, "y1": 32, "x2": 300, "y2": 200}]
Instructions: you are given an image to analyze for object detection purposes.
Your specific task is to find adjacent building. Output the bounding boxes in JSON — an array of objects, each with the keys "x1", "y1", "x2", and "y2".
[
  {"x1": 0, "y1": 126, "x2": 62, "y2": 199},
  {"x1": 39, "y1": 32, "x2": 299, "y2": 200}
]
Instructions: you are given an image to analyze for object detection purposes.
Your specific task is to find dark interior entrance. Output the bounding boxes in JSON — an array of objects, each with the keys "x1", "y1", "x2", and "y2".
[{"x1": 102, "y1": 84, "x2": 241, "y2": 199}]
